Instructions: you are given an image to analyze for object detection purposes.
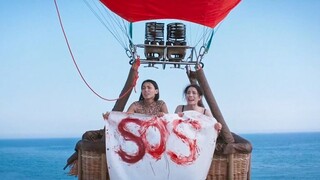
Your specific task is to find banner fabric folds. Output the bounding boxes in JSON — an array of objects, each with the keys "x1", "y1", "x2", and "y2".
[{"x1": 105, "y1": 111, "x2": 218, "y2": 180}]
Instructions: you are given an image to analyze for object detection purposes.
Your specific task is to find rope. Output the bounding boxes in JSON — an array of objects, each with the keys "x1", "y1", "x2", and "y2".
[
  {"x1": 205, "y1": 30, "x2": 215, "y2": 53},
  {"x1": 54, "y1": 0, "x2": 138, "y2": 101}
]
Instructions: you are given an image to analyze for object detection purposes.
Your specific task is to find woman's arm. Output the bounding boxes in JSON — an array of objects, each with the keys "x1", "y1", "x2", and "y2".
[
  {"x1": 204, "y1": 108, "x2": 213, "y2": 117},
  {"x1": 126, "y1": 102, "x2": 136, "y2": 113},
  {"x1": 174, "y1": 105, "x2": 182, "y2": 113},
  {"x1": 174, "y1": 105, "x2": 184, "y2": 117},
  {"x1": 204, "y1": 108, "x2": 222, "y2": 132},
  {"x1": 160, "y1": 102, "x2": 169, "y2": 113}
]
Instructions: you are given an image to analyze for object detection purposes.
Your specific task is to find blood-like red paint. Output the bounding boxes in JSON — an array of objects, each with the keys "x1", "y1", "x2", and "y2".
[
  {"x1": 116, "y1": 116, "x2": 203, "y2": 165},
  {"x1": 167, "y1": 119, "x2": 201, "y2": 165},
  {"x1": 140, "y1": 117, "x2": 169, "y2": 160},
  {"x1": 117, "y1": 118, "x2": 145, "y2": 163}
]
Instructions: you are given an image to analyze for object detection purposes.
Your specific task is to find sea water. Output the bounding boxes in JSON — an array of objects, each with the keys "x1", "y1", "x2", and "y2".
[
  {"x1": 242, "y1": 132, "x2": 320, "y2": 179},
  {"x1": 0, "y1": 138, "x2": 78, "y2": 180},
  {"x1": 0, "y1": 132, "x2": 319, "y2": 180}
]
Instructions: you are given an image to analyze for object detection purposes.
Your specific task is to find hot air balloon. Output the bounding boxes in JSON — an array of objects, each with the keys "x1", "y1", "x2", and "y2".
[
  {"x1": 82, "y1": 0, "x2": 241, "y2": 68},
  {"x1": 55, "y1": 0, "x2": 253, "y2": 179}
]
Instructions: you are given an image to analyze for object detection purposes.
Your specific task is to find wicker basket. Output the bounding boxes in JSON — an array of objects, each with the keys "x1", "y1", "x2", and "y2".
[
  {"x1": 75, "y1": 132, "x2": 252, "y2": 180},
  {"x1": 76, "y1": 146, "x2": 250, "y2": 180},
  {"x1": 76, "y1": 141, "x2": 109, "y2": 180},
  {"x1": 207, "y1": 153, "x2": 251, "y2": 180}
]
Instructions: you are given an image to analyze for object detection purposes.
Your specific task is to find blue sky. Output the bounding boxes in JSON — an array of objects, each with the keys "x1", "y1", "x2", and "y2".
[{"x1": 1, "y1": 0, "x2": 320, "y2": 138}]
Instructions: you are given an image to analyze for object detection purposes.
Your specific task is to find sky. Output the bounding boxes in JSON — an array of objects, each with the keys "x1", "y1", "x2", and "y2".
[{"x1": 1, "y1": 0, "x2": 320, "y2": 139}]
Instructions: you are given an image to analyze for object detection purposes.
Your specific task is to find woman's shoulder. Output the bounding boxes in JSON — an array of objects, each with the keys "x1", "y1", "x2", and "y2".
[
  {"x1": 175, "y1": 104, "x2": 183, "y2": 108},
  {"x1": 174, "y1": 105, "x2": 184, "y2": 113},
  {"x1": 130, "y1": 101, "x2": 143, "y2": 108},
  {"x1": 156, "y1": 100, "x2": 166, "y2": 105},
  {"x1": 132, "y1": 100, "x2": 142, "y2": 105},
  {"x1": 203, "y1": 108, "x2": 213, "y2": 117}
]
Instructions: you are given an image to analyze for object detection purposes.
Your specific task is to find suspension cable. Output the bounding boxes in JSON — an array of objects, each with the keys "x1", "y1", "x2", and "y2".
[{"x1": 54, "y1": 0, "x2": 138, "y2": 101}]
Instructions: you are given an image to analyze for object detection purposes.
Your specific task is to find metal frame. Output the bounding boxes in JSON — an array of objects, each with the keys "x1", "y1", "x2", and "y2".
[{"x1": 132, "y1": 44, "x2": 200, "y2": 69}]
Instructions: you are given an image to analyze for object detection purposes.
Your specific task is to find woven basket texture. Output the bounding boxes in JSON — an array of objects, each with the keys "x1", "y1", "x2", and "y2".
[{"x1": 77, "y1": 149, "x2": 250, "y2": 180}]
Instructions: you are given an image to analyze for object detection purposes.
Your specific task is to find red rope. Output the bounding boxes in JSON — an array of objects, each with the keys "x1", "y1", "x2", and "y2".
[
  {"x1": 54, "y1": 0, "x2": 138, "y2": 101},
  {"x1": 132, "y1": 56, "x2": 140, "y2": 93}
]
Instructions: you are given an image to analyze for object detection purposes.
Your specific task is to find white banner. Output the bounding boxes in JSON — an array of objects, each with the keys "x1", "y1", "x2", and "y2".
[{"x1": 105, "y1": 111, "x2": 218, "y2": 180}]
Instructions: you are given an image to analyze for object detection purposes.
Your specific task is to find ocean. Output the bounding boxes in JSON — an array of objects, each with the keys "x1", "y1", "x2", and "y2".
[{"x1": 0, "y1": 132, "x2": 319, "y2": 180}]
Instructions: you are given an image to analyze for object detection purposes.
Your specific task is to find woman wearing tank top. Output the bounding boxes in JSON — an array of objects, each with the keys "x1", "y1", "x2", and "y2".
[
  {"x1": 126, "y1": 79, "x2": 168, "y2": 116},
  {"x1": 103, "y1": 79, "x2": 168, "y2": 119},
  {"x1": 174, "y1": 84, "x2": 222, "y2": 132}
]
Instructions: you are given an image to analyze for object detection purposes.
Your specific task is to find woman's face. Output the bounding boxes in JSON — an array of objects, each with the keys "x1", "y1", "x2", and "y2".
[
  {"x1": 142, "y1": 82, "x2": 158, "y2": 100},
  {"x1": 185, "y1": 87, "x2": 201, "y2": 105}
]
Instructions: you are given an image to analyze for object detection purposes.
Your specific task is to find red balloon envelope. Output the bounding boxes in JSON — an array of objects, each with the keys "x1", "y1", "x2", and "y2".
[{"x1": 100, "y1": 0, "x2": 241, "y2": 28}]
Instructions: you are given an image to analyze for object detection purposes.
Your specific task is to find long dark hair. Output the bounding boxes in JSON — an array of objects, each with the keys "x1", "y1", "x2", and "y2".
[
  {"x1": 139, "y1": 79, "x2": 160, "y2": 101},
  {"x1": 183, "y1": 84, "x2": 204, "y2": 107}
]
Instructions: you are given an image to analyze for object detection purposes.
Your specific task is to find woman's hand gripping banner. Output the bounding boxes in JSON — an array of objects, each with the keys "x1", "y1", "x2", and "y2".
[{"x1": 105, "y1": 111, "x2": 218, "y2": 180}]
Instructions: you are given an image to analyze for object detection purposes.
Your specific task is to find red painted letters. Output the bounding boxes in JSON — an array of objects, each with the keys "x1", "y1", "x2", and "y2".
[{"x1": 116, "y1": 117, "x2": 202, "y2": 165}]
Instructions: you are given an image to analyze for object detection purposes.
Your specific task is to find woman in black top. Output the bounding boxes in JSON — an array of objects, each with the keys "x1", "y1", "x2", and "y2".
[{"x1": 174, "y1": 84, "x2": 222, "y2": 131}]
